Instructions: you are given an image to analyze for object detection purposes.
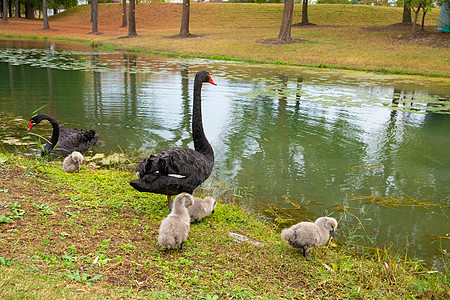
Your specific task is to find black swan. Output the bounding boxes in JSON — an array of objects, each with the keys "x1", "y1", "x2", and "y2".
[
  {"x1": 28, "y1": 114, "x2": 100, "y2": 157},
  {"x1": 130, "y1": 70, "x2": 217, "y2": 209}
]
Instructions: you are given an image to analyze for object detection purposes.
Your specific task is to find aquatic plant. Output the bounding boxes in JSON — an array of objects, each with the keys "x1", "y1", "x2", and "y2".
[{"x1": 349, "y1": 194, "x2": 450, "y2": 210}]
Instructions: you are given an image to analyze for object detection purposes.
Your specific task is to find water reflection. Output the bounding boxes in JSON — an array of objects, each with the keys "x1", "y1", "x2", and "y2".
[{"x1": 0, "y1": 40, "x2": 449, "y2": 268}]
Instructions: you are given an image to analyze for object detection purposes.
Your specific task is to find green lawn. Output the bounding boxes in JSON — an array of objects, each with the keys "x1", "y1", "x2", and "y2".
[{"x1": 0, "y1": 153, "x2": 448, "y2": 298}]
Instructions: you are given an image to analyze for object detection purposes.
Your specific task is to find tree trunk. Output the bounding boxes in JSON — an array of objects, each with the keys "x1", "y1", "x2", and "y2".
[
  {"x1": 128, "y1": 0, "x2": 137, "y2": 37},
  {"x1": 402, "y1": 0, "x2": 412, "y2": 24},
  {"x1": 2, "y1": 0, "x2": 8, "y2": 22},
  {"x1": 121, "y1": 0, "x2": 127, "y2": 27},
  {"x1": 179, "y1": 0, "x2": 190, "y2": 36},
  {"x1": 411, "y1": 4, "x2": 422, "y2": 34},
  {"x1": 15, "y1": 0, "x2": 20, "y2": 18},
  {"x1": 43, "y1": 0, "x2": 49, "y2": 29},
  {"x1": 301, "y1": 0, "x2": 309, "y2": 24},
  {"x1": 277, "y1": 0, "x2": 294, "y2": 43},
  {"x1": 421, "y1": 10, "x2": 427, "y2": 31},
  {"x1": 91, "y1": 0, "x2": 98, "y2": 33},
  {"x1": 25, "y1": 2, "x2": 34, "y2": 19},
  {"x1": 8, "y1": 0, "x2": 12, "y2": 17}
]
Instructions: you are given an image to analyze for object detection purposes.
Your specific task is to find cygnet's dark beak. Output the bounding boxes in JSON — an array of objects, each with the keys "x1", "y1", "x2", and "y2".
[{"x1": 330, "y1": 229, "x2": 335, "y2": 238}]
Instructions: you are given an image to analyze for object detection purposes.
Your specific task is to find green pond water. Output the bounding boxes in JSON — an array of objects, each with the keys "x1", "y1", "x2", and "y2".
[{"x1": 0, "y1": 39, "x2": 449, "y2": 268}]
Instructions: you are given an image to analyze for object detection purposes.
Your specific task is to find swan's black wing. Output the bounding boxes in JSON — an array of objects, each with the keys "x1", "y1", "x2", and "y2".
[
  {"x1": 130, "y1": 147, "x2": 213, "y2": 195},
  {"x1": 51, "y1": 125, "x2": 99, "y2": 156},
  {"x1": 137, "y1": 154, "x2": 180, "y2": 176}
]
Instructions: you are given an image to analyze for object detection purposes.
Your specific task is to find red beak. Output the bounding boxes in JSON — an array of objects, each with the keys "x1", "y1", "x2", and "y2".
[
  {"x1": 28, "y1": 121, "x2": 34, "y2": 131},
  {"x1": 208, "y1": 76, "x2": 217, "y2": 86}
]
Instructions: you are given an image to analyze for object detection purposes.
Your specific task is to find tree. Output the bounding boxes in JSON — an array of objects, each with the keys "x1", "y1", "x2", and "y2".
[
  {"x1": 296, "y1": 0, "x2": 316, "y2": 26},
  {"x1": 179, "y1": 0, "x2": 190, "y2": 36},
  {"x1": 420, "y1": 0, "x2": 434, "y2": 30},
  {"x1": 407, "y1": 0, "x2": 434, "y2": 33},
  {"x1": 2, "y1": 0, "x2": 8, "y2": 22},
  {"x1": 402, "y1": 0, "x2": 412, "y2": 24},
  {"x1": 410, "y1": 1, "x2": 423, "y2": 34},
  {"x1": 128, "y1": 0, "x2": 137, "y2": 37},
  {"x1": 277, "y1": 0, "x2": 294, "y2": 43},
  {"x1": 43, "y1": 0, "x2": 49, "y2": 29},
  {"x1": 91, "y1": 0, "x2": 98, "y2": 33},
  {"x1": 15, "y1": 0, "x2": 20, "y2": 18},
  {"x1": 301, "y1": 0, "x2": 309, "y2": 25},
  {"x1": 9, "y1": 0, "x2": 13, "y2": 17},
  {"x1": 25, "y1": 0, "x2": 34, "y2": 19},
  {"x1": 121, "y1": 0, "x2": 127, "y2": 27}
]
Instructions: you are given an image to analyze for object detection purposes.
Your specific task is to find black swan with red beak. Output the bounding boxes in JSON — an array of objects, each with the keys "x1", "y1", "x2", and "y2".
[
  {"x1": 130, "y1": 70, "x2": 217, "y2": 209},
  {"x1": 28, "y1": 114, "x2": 100, "y2": 157}
]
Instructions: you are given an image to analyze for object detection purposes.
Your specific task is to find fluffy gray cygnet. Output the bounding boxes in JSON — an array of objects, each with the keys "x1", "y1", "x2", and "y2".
[
  {"x1": 281, "y1": 217, "x2": 337, "y2": 259},
  {"x1": 62, "y1": 151, "x2": 84, "y2": 173},
  {"x1": 158, "y1": 193, "x2": 194, "y2": 249},
  {"x1": 188, "y1": 196, "x2": 217, "y2": 223}
]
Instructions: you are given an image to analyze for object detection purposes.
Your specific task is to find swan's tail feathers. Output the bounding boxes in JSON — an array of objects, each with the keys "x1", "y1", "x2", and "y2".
[
  {"x1": 129, "y1": 174, "x2": 162, "y2": 192},
  {"x1": 84, "y1": 130, "x2": 100, "y2": 147}
]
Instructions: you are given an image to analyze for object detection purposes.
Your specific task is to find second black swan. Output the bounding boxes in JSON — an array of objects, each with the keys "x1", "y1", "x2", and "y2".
[
  {"x1": 130, "y1": 70, "x2": 217, "y2": 209},
  {"x1": 28, "y1": 114, "x2": 100, "y2": 157}
]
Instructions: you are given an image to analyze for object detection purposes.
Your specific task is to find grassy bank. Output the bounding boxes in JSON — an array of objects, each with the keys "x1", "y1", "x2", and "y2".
[
  {"x1": 0, "y1": 153, "x2": 448, "y2": 299},
  {"x1": 0, "y1": 3, "x2": 449, "y2": 77}
]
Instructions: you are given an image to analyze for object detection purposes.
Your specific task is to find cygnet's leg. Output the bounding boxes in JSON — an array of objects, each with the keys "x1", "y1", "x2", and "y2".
[
  {"x1": 303, "y1": 247, "x2": 311, "y2": 260},
  {"x1": 179, "y1": 241, "x2": 186, "y2": 250},
  {"x1": 167, "y1": 195, "x2": 173, "y2": 210}
]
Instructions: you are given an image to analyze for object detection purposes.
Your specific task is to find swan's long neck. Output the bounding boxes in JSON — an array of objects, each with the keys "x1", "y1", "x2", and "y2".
[
  {"x1": 37, "y1": 114, "x2": 59, "y2": 151},
  {"x1": 192, "y1": 78, "x2": 214, "y2": 162}
]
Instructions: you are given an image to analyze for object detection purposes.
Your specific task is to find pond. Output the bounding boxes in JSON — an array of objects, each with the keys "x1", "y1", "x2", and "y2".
[{"x1": 0, "y1": 39, "x2": 449, "y2": 269}]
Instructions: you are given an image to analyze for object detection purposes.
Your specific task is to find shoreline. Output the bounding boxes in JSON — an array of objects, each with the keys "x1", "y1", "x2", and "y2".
[
  {"x1": 0, "y1": 3, "x2": 448, "y2": 78},
  {"x1": 1, "y1": 32, "x2": 447, "y2": 78}
]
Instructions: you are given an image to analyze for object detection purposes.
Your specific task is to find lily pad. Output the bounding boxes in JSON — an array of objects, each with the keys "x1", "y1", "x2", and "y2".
[{"x1": 2, "y1": 137, "x2": 34, "y2": 146}]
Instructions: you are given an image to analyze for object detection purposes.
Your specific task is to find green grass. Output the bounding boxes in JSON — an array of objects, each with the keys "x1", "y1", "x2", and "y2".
[{"x1": 0, "y1": 153, "x2": 448, "y2": 298}]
